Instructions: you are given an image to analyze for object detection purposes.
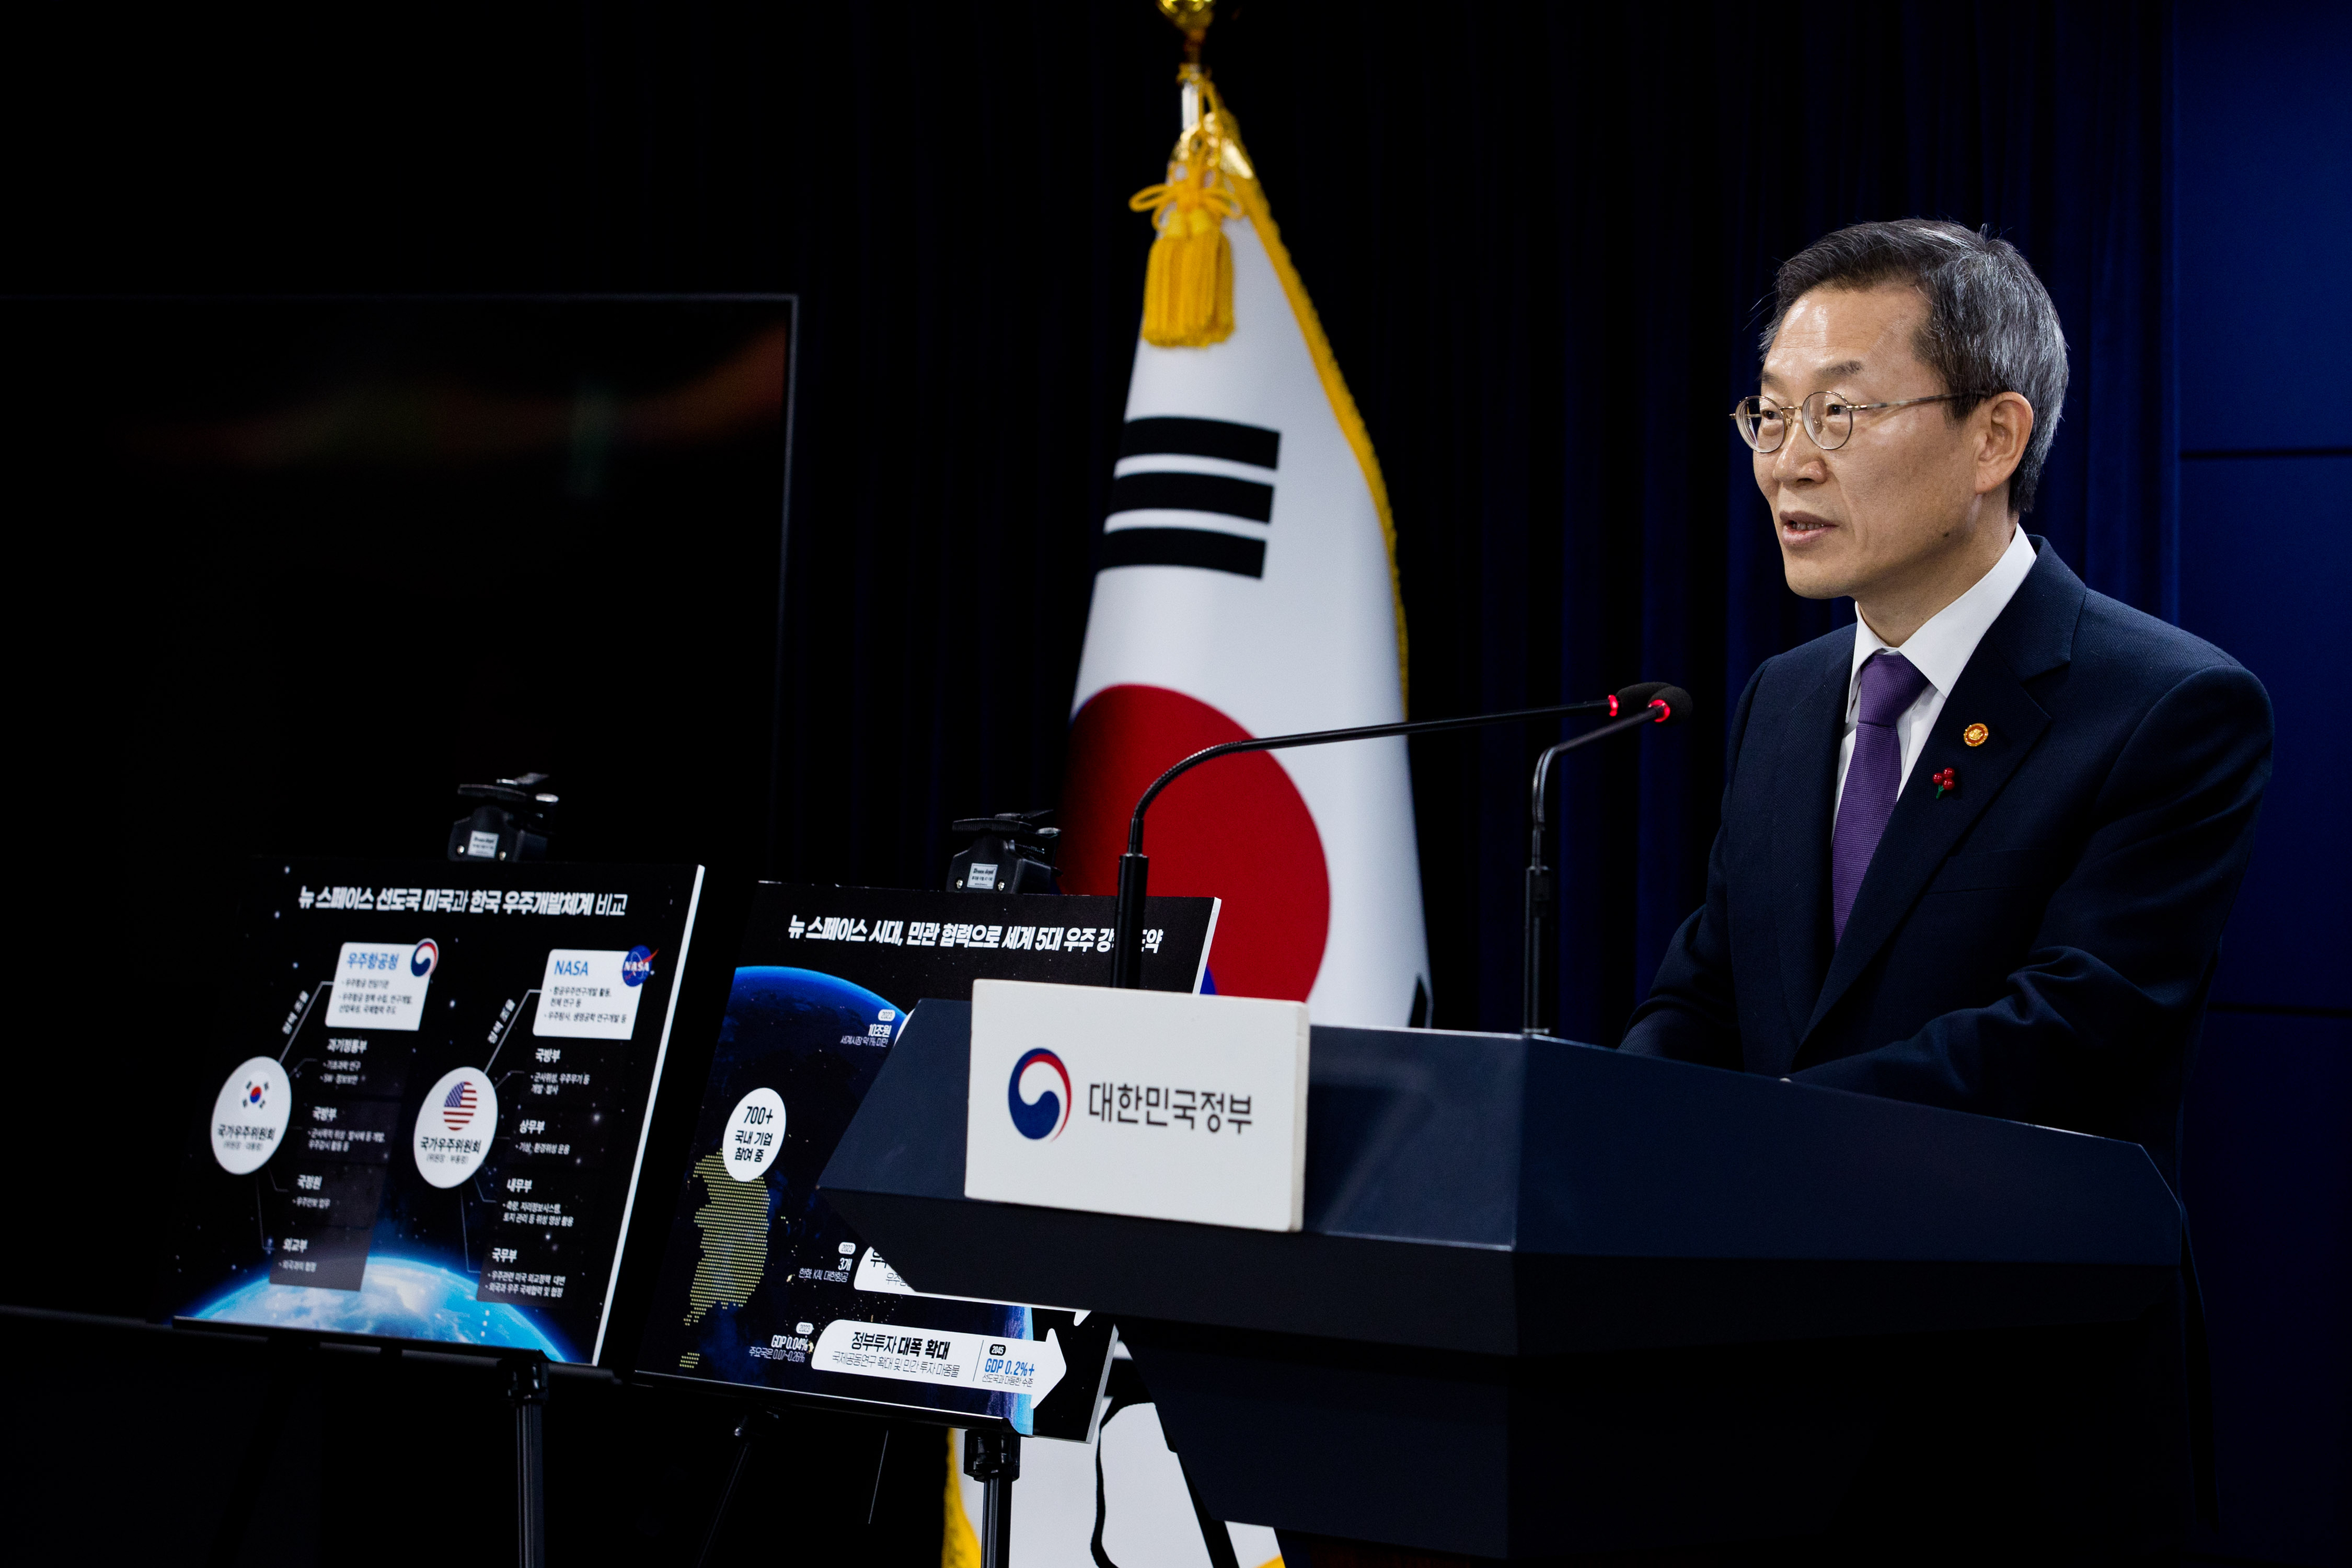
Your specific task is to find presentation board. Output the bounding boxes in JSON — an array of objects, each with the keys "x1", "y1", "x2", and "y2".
[
  {"x1": 634, "y1": 884, "x2": 1216, "y2": 1438},
  {"x1": 167, "y1": 858, "x2": 704, "y2": 1364}
]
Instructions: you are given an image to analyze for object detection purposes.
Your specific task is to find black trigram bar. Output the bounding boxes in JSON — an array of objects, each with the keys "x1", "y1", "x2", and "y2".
[
  {"x1": 1106, "y1": 470, "x2": 1275, "y2": 523},
  {"x1": 1119, "y1": 416, "x2": 1281, "y2": 470},
  {"x1": 1099, "y1": 527, "x2": 1266, "y2": 578}
]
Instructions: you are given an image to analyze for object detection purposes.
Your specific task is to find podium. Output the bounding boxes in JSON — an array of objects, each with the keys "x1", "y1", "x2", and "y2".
[{"x1": 818, "y1": 1002, "x2": 2181, "y2": 1557}]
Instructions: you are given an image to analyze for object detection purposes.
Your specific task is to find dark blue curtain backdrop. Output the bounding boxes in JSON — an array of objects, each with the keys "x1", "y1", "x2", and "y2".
[
  {"x1": 1233, "y1": 4, "x2": 2181, "y2": 1039},
  {"x1": 6, "y1": 1, "x2": 2177, "y2": 1042},
  {"x1": 2171, "y1": 8, "x2": 2351, "y2": 1563}
]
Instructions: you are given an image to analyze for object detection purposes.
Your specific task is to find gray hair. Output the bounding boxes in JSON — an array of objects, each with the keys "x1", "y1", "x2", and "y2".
[{"x1": 1761, "y1": 219, "x2": 2069, "y2": 515}]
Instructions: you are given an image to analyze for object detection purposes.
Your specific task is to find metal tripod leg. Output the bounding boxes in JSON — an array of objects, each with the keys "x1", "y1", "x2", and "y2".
[
  {"x1": 961, "y1": 1429, "x2": 1021, "y2": 1568},
  {"x1": 505, "y1": 1354, "x2": 549, "y2": 1568},
  {"x1": 694, "y1": 1408, "x2": 783, "y2": 1568},
  {"x1": 1179, "y1": 1455, "x2": 1242, "y2": 1568}
]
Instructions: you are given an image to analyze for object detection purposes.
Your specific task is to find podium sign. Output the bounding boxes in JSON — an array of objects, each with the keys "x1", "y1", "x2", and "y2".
[{"x1": 965, "y1": 982, "x2": 1310, "y2": 1233}]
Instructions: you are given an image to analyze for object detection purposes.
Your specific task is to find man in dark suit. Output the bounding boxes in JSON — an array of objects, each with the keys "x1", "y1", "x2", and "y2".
[{"x1": 1621, "y1": 220, "x2": 2273, "y2": 1556}]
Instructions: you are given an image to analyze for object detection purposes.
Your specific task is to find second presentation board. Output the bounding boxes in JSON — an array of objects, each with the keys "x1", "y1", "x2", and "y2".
[{"x1": 634, "y1": 883, "x2": 1217, "y2": 1437}]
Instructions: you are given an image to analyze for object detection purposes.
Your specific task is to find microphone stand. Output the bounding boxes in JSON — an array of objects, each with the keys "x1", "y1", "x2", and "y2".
[
  {"x1": 1520, "y1": 708, "x2": 1668, "y2": 1035},
  {"x1": 1109, "y1": 692, "x2": 1676, "y2": 993}
]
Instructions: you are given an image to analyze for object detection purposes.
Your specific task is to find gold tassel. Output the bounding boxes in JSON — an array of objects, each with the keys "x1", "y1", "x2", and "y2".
[{"x1": 1129, "y1": 72, "x2": 1240, "y2": 347}]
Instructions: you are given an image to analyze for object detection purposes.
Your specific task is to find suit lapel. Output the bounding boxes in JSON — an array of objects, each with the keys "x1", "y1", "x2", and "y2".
[
  {"x1": 1764, "y1": 641, "x2": 1849, "y2": 1072},
  {"x1": 1800, "y1": 541, "x2": 2086, "y2": 1049}
]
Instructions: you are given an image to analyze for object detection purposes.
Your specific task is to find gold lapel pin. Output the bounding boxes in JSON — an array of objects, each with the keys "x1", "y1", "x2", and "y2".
[{"x1": 1963, "y1": 723, "x2": 1990, "y2": 747}]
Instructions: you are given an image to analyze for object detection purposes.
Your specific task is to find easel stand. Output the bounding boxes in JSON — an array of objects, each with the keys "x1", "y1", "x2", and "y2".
[
  {"x1": 694, "y1": 1407, "x2": 784, "y2": 1568},
  {"x1": 504, "y1": 1353, "x2": 549, "y2": 1568},
  {"x1": 179, "y1": 1325, "x2": 560, "y2": 1567},
  {"x1": 962, "y1": 1429, "x2": 1020, "y2": 1568}
]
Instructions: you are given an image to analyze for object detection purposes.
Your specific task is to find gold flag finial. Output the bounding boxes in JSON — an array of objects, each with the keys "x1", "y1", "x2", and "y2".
[
  {"x1": 1155, "y1": 0, "x2": 1215, "y2": 62},
  {"x1": 1131, "y1": 0, "x2": 1237, "y2": 346}
]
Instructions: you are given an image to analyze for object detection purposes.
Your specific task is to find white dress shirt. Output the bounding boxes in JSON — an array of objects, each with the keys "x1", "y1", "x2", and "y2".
[{"x1": 1833, "y1": 525, "x2": 2038, "y2": 830}]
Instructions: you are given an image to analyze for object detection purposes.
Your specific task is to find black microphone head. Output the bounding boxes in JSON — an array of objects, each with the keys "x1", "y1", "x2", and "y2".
[
  {"x1": 1645, "y1": 685, "x2": 1693, "y2": 724},
  {"x1": 1612, "y1": 681, "x2": 1668, "y2": 713},
  {"x1": 1612, "y1": 681, "x2": 1692, "y2": 724}
]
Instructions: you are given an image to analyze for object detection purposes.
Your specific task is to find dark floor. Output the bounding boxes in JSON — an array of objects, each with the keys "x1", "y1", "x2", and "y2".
[{"x1": 0, "y1": 1307, "x2": 943, "y2": 1568}]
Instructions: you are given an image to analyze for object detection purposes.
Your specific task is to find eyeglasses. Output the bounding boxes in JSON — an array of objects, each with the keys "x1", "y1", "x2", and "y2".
[{"x1": 1730, "y1": 390, "x2": 1993, "y2": 453}]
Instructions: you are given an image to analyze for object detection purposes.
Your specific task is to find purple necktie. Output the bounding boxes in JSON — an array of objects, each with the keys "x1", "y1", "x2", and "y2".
[{"x1": 1830, "y1": 650, "x2": 1931, "y2": 945}]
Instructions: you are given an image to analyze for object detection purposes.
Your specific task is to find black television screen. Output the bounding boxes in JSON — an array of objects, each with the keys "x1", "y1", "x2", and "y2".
[{"x1": 3, "y1": 293, "x2": 795, "y2": 1319}]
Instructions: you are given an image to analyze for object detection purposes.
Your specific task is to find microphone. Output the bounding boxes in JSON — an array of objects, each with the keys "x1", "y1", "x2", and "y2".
[
  {"x1": 1522, "y1": 684, "x2": 1690, "y2": 1034},
  {"x1": 1603, "y1": 682, "x2": 1686, "y2": 724},
  {"x1": 1106, "y1": 684, "x2": 1689, "y2": 991}
]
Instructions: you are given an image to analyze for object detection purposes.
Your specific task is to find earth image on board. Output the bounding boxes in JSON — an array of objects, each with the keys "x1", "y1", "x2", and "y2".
[
  {"x1": 193, "y1": 1256, "x2": 569, "y2": 1359},
  {"x1": 725, "y1": 965, "x2": 900, "y2": 1049}
]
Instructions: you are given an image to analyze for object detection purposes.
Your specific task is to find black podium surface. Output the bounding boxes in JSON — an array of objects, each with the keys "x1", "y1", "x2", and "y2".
[{"x1": 819, "y1": 1001, "x2": 2181, "y2": 1556}]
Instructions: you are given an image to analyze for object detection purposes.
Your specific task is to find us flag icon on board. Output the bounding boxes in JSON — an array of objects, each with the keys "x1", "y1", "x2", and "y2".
[
  {"x1": 442, "y1": 1079, "x2": 479, "y2": 1131},
  {"x1": 1060, "y1": 73, "x2": 1431, "y2": 1027}
]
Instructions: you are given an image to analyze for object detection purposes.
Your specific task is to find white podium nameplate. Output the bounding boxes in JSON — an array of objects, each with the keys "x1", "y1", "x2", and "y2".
[{"x1": 963, "y1": 979, "x2": 1309, "y2": 1233}]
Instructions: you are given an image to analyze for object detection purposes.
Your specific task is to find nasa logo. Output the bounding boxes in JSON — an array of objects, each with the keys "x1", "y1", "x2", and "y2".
[
  {"x1": 1006, "y1": 1048, "x2": 1071, "y2": 1142},
  {"x1": 621, "y1": 945, "x2": 658, "y2": 988},
  {"x1": 410, "y1": 939, "x2": 439, "y2": 978}
]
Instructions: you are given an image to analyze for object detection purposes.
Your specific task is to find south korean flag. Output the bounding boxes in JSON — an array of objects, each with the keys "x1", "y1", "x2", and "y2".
[{"x1": 1058, "y1": 104, "x2": 1431, "y2": 1028}]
